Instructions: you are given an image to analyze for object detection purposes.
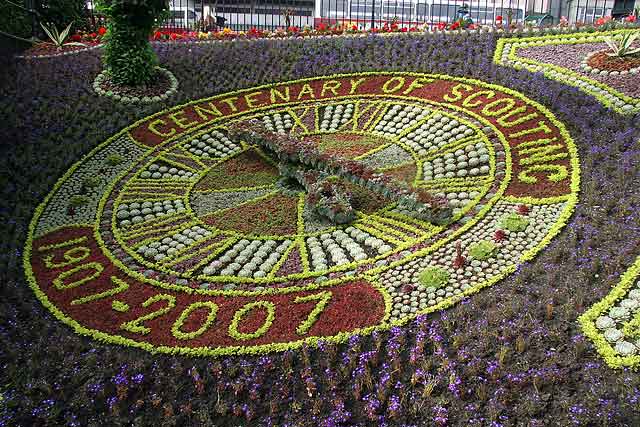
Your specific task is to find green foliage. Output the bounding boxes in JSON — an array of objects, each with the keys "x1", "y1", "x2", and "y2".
[
  {"x1": 69, "y1": 195, "x2": 90, "y2": 207},
  {"x1": 604, "y1": 33, "x2": 640, "y2": 57},
  {"x1": 83, "y1": 176, "x2": 101, "y2": 188},
  {"x1": 501, "y1": 213, "x2": 529, "y2": 232},
  {"x1": 0, "y1": 0, "x2": 32, "y2": 39},
  {"x1": 106, "y1": 153, "x2": 124, "y2": 165},
  {"x1": 418, "y1": 266, "x2": 450, "y2": 289},
  {"x1": 40, "y1": 21, "x2": 85, "y2": 50},
  {"x1": 96, "y1": 0, "x2": 170, "y2": 86},
  {"x1": 468, "y1": 240, "x2": 498, "y2": 260}
]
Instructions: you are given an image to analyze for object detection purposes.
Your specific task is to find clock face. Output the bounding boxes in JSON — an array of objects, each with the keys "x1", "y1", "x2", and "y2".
[
  {"x1": 25, "y1": 73, "x2": 579, "y2": 356},
  {"x1": 100, "y1": 97, "x2": 501, "y2": 291}
]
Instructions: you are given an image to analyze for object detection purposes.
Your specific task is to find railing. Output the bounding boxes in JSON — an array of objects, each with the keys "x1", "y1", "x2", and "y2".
[{"x1": 61, "y1": 0, "x2": 640, "y2": 34}]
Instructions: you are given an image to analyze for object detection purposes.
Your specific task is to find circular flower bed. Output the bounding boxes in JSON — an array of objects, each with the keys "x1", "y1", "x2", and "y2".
[
  {"x1": 93, "y1": 66, "x2": 178, "y2": 104},
  {"x1": 582, "y1": 50, "x2": 640, "y2": 74},
  {"x1": 25, "y1": 72, "x2": 580, "y2": 357}
]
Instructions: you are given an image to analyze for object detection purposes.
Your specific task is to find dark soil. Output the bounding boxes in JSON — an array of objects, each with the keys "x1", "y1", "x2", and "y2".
[
  {"x1": 24, "y1": 41, "x2": 100, "y2": 57},
  {"x1": 99, "y1": 69, "x2": 172, "y2": 98}
]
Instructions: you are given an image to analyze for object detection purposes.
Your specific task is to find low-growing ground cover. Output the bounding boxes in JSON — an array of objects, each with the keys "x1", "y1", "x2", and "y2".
[{"x1": 1, "y1": 29, "x2": 640, "y2": 426}]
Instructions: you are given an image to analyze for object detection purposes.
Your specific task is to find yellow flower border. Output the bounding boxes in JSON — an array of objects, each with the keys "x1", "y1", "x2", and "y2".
[
  {"x1": 23, "y1": 71, "x2": 581, "y2": 357},
  {"x1": 579, "y1": 256, "x2": 640, "y2": 369},
  {"x1": 494, "y1": 29, "x2": 640, "y2": 114}
]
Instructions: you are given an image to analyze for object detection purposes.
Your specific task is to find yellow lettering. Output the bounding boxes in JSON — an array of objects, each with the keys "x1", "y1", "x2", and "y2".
[
  {"x1": 496, "y1": 106, "x2": 539, "y2": 127},
  {"x1": 38, "y1": 236, "x2": 88, "y2": 252},
  {"x1": 244, "y1": 91, "x2": 264, "y2": 109},
  {"x1": 71, "y1": 276, "x2": 130, "y2": 306},
  {"x1": 382, "y1": 77, "x2": 405, "y2": 94},
  {"x1": 321, "y1": 80, "x2": 342, "y2": 97},
  {"x1": 462, "y1": 90, "x2": 495, "y2": 107},
  {"x1": 516, "y1": 136, "x2": 558, "y2": 150},
  {"x1": 349, "y1": 78, "x2": 366, "y2": 94},
  {"x1": 518, "y1": 145, "x2": 568, "y2": 166},
  {"x1": 270, "y1": 86, "x2": 291, "y2": 103},
  {"x1": 148, "y1": 119, "x2": 176, "y2": 138},
  {"x1": 168, "y1": 110, "x2": 198, "y2": 129},
  {"x1": 43, "y1": 246, "x2": 91, "y2": 269},
  {"x1": 508, "y1": 121, "x2": 553, "y2": 138},
  {"x1": 53, "y1": 262, "x2": 104, "y2": 291},
  {"x1": 297, "y1": 83, "x2": 316, "y2": 100},
  {"x1": 193, "y1": 102, "x2": 223, "y2": 120},
  {"x1": 443, "y1": 83, "x2": 473, "y2": 102},
  {"x1": 518, "y1": 164, "x2": 568, "y2": 184},
  {"x1": 221, "y1": 97, "x2": 239, "y2": 112},
  {"x1": 481, "y1": 98, "x2": 517, "y2": 116},
  {"x1": 402, "y1": 78, "x2": 433, "y2": 95}
]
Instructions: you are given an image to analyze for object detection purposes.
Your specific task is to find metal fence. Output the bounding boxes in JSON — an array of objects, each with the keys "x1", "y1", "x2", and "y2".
[{"x1": 82, "y1": 0, "x2": 637, "y2": 32}]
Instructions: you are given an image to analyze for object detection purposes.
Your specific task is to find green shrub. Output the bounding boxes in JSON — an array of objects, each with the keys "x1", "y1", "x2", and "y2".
[
  {"x1": 418, "y1": 266, "x2": 450, "y2": 289},
  {"x1": 468, "y1": 240, "x2": 497, "y2": 260},
  {"x1": 97, "y1": 0, "x2": 169, "y2": 86}
]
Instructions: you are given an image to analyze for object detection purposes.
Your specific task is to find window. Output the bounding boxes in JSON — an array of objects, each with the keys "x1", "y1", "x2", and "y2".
[
  {"x1": 382, "y1": 3, "x2": 414, "y2": 19},
  {"x1": 431, "y1": 3, "x2": 457, "y2": 20},
  {"x1": 321, "y1": 0, "x2": 349, "y2": 17},
  {"x1": 415, "y1": 3, "x2": 429, "y2": 19},
  {"x1": 350, "y1": 0, "x2": 380, "y2": 17}
]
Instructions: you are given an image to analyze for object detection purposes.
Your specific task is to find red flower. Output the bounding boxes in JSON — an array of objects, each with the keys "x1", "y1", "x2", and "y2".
[
  {"x1": 437, "y1": 22, "x2": 446, "y2": 30},
  {"x1": 170, "y1": 33, "x2": 178, "y2": 40},
  {"x1": 98, "y1": 26, "x2": 107, "y2": 36},
  {"x1": 493, "y1": 229, "x2": 507, "y2": 242},
  {"x1": 625, "y1": 14, "x2": 637, "y2": 22},
  {"x1": 400, "y1": 27, "x2": 408, "y2": 32},
  {"x1": 71, "y1": 34, "x2": 82, "y2": 42},
  {"x1": 89, "y1": 32, "x2": 97, "y2": 39},
  {"x1": 409, "y1": 26, "x2": 418, "y2": 32},
  {"x1": 317, "y1": 23, "x2": 326, "y2": 31},
  {"x1": 153, "y1": 31, "x2": 162, "y2": 40},
  {"x1": 450, "y1": 21, "x2": 460, "y2": 30},
  {"x1": 496, "y1": 15, "x2": 503, "y2": 21},
  {"x1": 351, "y1": 24, "x2": 358, "y2": 31}
]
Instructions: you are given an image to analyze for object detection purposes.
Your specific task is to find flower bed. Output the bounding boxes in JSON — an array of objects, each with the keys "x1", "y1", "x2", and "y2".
[
  {"x1": 3, "y1": 31, "x2": 640, "y2": 426},
  {"x1": 494, "y1": 29, "x2": 640, "y2": 113},
  {"x1": 580, "y1": 255, "x2": 640, "y2": 368},
  {"x1": 24, "y1": 72, "x2": 580, "y2": 357}
]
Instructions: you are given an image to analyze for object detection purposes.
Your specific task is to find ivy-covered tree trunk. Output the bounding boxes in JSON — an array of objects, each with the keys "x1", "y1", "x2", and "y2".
[{"x1": 99, "y1": 1, "x2": 168, "y2": 86}]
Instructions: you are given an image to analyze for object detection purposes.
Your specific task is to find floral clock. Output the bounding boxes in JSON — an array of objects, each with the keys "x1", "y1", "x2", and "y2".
[{"x1": 25, "y1": 72, "x2": 580, "y2": 356}]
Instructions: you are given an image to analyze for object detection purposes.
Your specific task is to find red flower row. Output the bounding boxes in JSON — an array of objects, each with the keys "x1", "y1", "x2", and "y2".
[{"x1": 70, "y1": 26, "x2": 107, "y2": 42}]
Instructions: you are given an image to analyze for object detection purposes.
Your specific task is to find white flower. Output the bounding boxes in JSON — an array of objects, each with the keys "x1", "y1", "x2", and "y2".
[
  {"x1": 595, "y1": 316, "x2": 615, "y2": 330},
  {"x1": 604, "y1": 328, "x2": 623, "y2": 343},
  {"x1": 609, "y1": 306, "x2": 629, "y2": 320},
  {"x1": 615, "y1": 341, "x2": 636, "y2": 356}
]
